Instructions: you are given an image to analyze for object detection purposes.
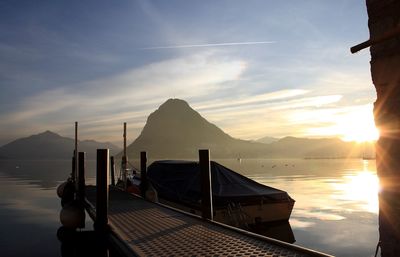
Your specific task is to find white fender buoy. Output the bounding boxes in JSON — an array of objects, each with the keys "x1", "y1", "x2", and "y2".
[
  {"x1": 57, "y1": 181, "x2": 68, "y2": 198},
  {"x1": 60, "y1": 202, "x2": 85, "y2": 229},
  {"x1": 145, "y1": 184, "x2": 158, "y2": 203}
]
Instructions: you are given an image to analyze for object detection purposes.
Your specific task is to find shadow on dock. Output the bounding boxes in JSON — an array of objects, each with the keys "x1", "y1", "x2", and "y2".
[{"x1": 57, "y1": 227, "x2": 122, "y2": 257}]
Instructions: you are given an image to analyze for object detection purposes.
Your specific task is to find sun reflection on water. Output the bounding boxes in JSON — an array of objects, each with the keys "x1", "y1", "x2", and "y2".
[{"x1": 332, "y1": 161, "x2": 380, "y2": 214}]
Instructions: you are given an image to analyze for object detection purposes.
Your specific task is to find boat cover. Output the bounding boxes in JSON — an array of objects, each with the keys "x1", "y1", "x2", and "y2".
[{"x1": 147, "y1": 160, "x2": 293, "y2": 207}]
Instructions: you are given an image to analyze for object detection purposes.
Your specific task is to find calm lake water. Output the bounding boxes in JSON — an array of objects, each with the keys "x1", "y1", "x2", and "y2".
[{"x1": 0, "y1": 159, "x2": 379, "y2": 257}]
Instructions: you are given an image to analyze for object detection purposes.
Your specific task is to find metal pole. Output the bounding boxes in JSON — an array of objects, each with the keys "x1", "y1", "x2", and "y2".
[
  {"x1": 110, "y1": 156, "x2": 115, "y2": 186},
  {"x1": 199, "y1": 149, "x2": 213, "y2": 220},
  {"x1": 140, "y1": 151, "x2": 147, "y2": 198},
  {"x1": 74, "y1": 122, "x2": 78, "y2": 188},
  {"x1": 95, "y1": 149, "x2": 109, "y2": 232},
  {"x1": 122, "y1": 122, "x2": 127, "y2": 189},
  {"x1": 123, "y1": 122, "x2": 127, "y2": 159}
]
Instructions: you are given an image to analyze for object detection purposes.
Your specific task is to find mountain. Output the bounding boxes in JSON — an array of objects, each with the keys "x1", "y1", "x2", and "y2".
[
  {"x1": 0, "y1": 130, "x2": 120, "y2": 160},
  {"x1": 256, "y1": 136, "x2": 279, "y2": 144},
  {"x1": 126, "y1": 98, "x2": 368, "y2": 159},
  {"x1": 126, "y1": 99, "x2": 270, "y2": 159},
  {"x1": 268, "y1": 136, "x2": 365, "y2": 158}
]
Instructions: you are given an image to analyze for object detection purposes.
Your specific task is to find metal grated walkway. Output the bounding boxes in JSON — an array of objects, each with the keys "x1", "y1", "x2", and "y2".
[{"x1": 85, "y1": 186, "x2": 332, "y2": 257}]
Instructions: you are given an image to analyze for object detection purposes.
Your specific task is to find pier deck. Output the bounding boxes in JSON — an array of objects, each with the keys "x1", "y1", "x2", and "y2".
[{"x1": 84, "y1": 185, "x2": 332, "y2": 257}]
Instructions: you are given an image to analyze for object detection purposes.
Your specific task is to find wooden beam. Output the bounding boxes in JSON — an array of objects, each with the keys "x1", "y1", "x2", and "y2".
[{"x1": 199, "y1": 149, "x2": 213, "y2": 220}]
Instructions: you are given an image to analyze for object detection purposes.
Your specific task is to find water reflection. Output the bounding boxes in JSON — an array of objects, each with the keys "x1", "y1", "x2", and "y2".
[
  {"x1": 331, "y1": 170, "x2": 380, "y2": 213},
  {"x1": 57, "y1": 227, "x2": 120, "y2": 257},
  {"x1": 0, "y1": 159, "x2": 380, "y2": 257},
  {"x1": 0, "y1": 172, "x2": 62, "y2": 257},
  {"x1": 249, "y1": 221, "x2": 295, "y2": 243},
  {"x1": 218, "y1": 158, "x2": 379, "y2": 257}
]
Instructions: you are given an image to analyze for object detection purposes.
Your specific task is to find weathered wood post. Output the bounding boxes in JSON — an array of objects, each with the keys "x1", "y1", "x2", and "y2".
[
  {"x1": 71, "y1": 153, "x2": 76, "y2": 181},
  {"x1": 199, "y1": 149, "x2": 213, "y2": 220},
  {"x1": 110, "y1": 156, "x2": 115, "y2": 186},
  {"x1": 78, "y1": 151, "x2": 86, "y2": 229},
  {"x1": 140, "y1": 151, "x2": 148, "y2": 198},
  {"x1": 365, "y1": 1, "x2": 400, "y2": 256},
  {"x1": 95, "y1": 149, "x2": 109, "y2": 232},
  {"x1": 78, "y1": 152, "x2": 86, "y2": 202}
]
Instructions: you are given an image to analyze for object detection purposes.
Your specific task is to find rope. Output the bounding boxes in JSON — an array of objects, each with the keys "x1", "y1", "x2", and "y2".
[{"x1": 374, "y1": 240, "x2": 381, "y2": 257}]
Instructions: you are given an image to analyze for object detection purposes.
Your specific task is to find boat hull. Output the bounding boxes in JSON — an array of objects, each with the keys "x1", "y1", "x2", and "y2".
[{"x1": 158, "y1": 198, "x2": 295, "y2": 226}]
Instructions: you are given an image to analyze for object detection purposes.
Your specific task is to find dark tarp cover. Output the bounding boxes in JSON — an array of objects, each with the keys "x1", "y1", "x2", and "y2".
[{"x1": 147, "y1": 160, "x2": 293, "y2": 207}]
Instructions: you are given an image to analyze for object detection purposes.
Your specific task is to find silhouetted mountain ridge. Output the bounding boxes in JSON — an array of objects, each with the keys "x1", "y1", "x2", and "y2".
[
  {"x1": 256, "y1": 136, "x2": 279, "y2": 144},
  {"x1": 0, "y1": 131, "x2": 120, "y2": 160},
  {"x1": 127, "y1": 99, "x2": 268, "y2": 158},
  {"x1": 126, "y1": 98, "x2": 373, "y2": 159}
]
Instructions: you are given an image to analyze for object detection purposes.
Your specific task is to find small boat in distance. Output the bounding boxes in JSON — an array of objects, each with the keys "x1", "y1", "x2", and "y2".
[{"x1": 146, "y1": 160, "x2": 295, "y2": 228}]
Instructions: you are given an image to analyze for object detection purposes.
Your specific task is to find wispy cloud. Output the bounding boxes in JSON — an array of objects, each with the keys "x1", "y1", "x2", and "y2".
[
  {"x1": 139, "y1": 41, "x2": 275, "y2": 50},
  {"x1": 0, "y1": 51, "x2": 247, "y2": 143},
  {"x1": 193, "y1": 89, "x2": 309, "y2": 111}
]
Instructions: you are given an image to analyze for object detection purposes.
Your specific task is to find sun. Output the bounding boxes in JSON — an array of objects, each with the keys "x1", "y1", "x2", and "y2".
[
  {"x1": 308, "y1": 104, "x2": 380, "y2": 142},
  {"x1": 339, "y1": 106, "x2": 380, "y2": 142}
]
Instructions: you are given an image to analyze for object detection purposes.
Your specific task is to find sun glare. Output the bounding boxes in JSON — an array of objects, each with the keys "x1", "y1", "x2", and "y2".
[
  {"x1": 332, "y1": 162, "x2": 380, "y2": 213},
  {"x1": 309, "y1": 105, "x2": 380, "y2": 142},
  {"x1": 340, "y1": 107, "x2": 379, "y2": 142}
]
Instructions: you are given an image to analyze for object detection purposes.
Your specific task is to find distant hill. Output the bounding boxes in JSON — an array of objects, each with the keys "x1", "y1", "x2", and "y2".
[
  {"x1": 0, "y1": 131, "x2": 120, "y2": 160},
  {"x1": 268, "y1": 136, "x2": 369, "y2": 158},
  {"x1": 256, "y1": 136, "x2": 279, "y2": 144},
  {"x1": 126, "y1": 98, "x2": 371, "y2": 159}
]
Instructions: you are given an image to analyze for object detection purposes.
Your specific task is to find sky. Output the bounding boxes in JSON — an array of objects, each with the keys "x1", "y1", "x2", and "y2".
[{"x1": 0, "y1": 0, "x2": 377, "y2": 146}]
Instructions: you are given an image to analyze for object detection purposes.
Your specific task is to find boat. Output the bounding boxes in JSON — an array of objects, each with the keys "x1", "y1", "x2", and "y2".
[{"x1": 146, "y1": 160, "x2": 295, "y2": 227}]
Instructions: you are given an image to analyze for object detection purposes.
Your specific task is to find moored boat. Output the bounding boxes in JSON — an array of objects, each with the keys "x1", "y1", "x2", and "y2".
[{"x1": 146, "y1": 160, "x2": 295, "y2": 227}]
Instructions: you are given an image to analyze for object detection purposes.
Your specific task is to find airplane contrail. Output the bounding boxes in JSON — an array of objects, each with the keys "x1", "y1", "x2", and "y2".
[{"x1": 140, "y1": 41, "x2": 275, "y2": 50}]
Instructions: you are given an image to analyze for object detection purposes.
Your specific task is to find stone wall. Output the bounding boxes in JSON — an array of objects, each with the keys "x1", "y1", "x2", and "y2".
[{"x1": 366, "y1": 0, "x2": 400, "y2": 256}]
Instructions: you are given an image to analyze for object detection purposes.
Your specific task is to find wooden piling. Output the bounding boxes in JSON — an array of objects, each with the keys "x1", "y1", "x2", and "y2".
[
  {"x1": 78, "y1": 151, "x2": 86, "y2": 229},
  {"x1": 110, "y1": 156, "x2": 115, "y2": 186},
  {"x1": 78, "y1": 152, "x2": 86, "y2": 202},
  {"x1": 95, "y1": 149, "x2": 109, "y2": 232},
  {"x1": 140, "y1": 151, "x2": 148, "y2": 198},
  {"x1": 71, "y1": 154, "x2": 75, "y2": 181},
  {"x1": 199, "y1": 149, "x2": 213, "y2": 220}
]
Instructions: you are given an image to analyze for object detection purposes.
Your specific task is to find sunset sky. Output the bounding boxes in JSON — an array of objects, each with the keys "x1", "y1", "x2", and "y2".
[{"x1": 0, "y1": 1, "x2": 377, "y2": 145}]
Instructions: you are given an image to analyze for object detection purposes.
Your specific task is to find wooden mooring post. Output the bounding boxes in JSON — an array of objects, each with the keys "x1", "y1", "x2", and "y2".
[
  {"x1": 199, "y1": 149, "x2": 213, "y2": 220},
  {"x1": 95, "y1": 149, "x2": 109, "y2": 232},
  {"x1": 140, "y1": 151, "x2": 148, "y2": 198},
  {"x1": 110, "y1": 156, "x2": 115, "y2": 186},
  {"x1": 78, "y1": 152, "x2": 86, "y2": 202}
]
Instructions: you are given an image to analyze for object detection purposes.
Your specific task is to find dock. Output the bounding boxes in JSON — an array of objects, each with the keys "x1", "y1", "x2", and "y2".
[
  {"x1": 62, "y1": 145, "x2": 333, "y2": 257},
  {"x1": 84, "y1": 185, "x2": 332, "y2": 257}
]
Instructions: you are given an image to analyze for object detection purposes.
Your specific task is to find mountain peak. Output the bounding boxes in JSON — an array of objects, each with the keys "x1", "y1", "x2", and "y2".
[
  {"x1": 156, "y1": 98, "x2": 193, "y2": 116},
  {"x1": 128, "y1": 98, "x2": 235, "y2": 158},
  {"x1": 159, "y1": 98, "x2": 190, "y2": 109},
  {"x1": 37, "y1": 130, "x2": 60, "y2": 138}
]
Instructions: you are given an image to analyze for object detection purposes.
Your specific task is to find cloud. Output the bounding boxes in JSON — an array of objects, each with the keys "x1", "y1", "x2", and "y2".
[
  {"x1": 140, "y1": 41, "x2": 275, "y2": 50},
  {"x1": 193, "y1": 89, "x2": 309, "y2": 111},
  {"x1": 196, "y1": 93, "x2": 343, "y2": 140},
  {"x1": 0, "y1": 51, "x2": 246, "y2": 142}
]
